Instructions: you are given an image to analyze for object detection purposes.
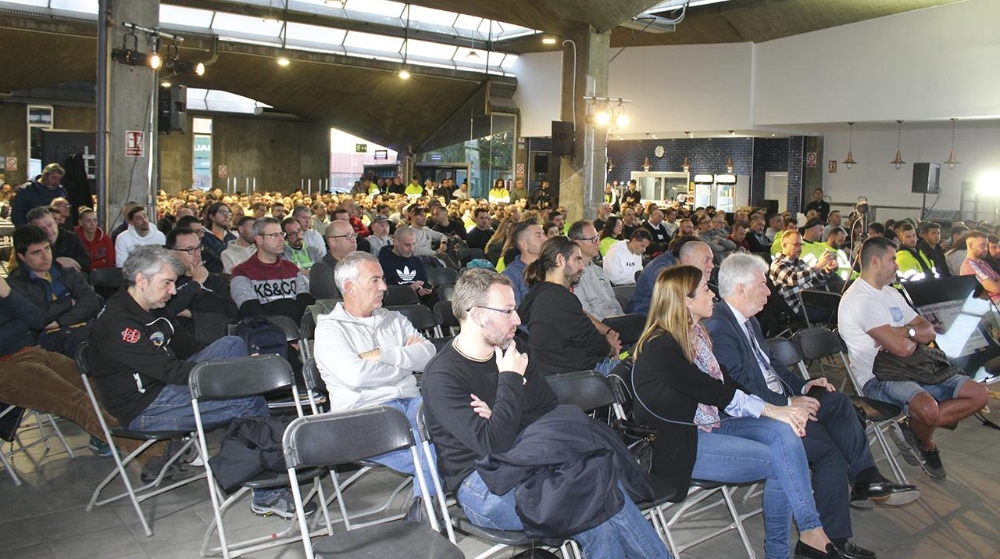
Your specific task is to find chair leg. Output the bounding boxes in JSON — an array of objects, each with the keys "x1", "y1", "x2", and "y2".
[
  {"x1": 42, "y1": 413, "x2": 75, "y2": 458},
  {"x1": 721, "y1": 486, "x2": 757, "y2": 559},
  {"x1": 873, "y1": 422, "x2": 910, "y2": 485},
  {"x1": 0, "y1": 443, "x2": 21, "y2": 486}
]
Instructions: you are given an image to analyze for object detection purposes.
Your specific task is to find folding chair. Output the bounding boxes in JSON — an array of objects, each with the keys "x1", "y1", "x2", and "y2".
[
  {"x1": 797, "y1": 289, "x2": 842, "y2": 329},
  {"x1": 604, "y1": 366, "x2": 759, "y2": 559},
  {"x1": 90, "y1": 267, "x2": 124, "y2": 301},
  {"x1": 190, "y1": 355, "x2": 327, "y2": 558},
  {"x1": 301, "y1": 357, "x2": 418, "y2": 525},
  {"x1": 766, "y1": 337, "x2": 808, "y2": 380},
  {"x1": 283, "y1": 406, "x2": 463, "y2": 559},
  {"x1": 426, "y1": 267, "x2": 458, "y2": 288},
  {"x1": 387, "y1": 303, "x2": 441, "y2": 338},
  {"x1": 458, "y1": 248, "x2": 485, "y2": 266},
  {"x1": 415, "y1": 407, "x2": 580, "y2": 559},
  {"x1": 73, "y1": 342, "x2": 205, "y2": 537},
  {"x1": 794, "y1": 328, "x2": 912, "y2": 486},
  {"x1": 602, "y1": 314, "x2": 646, "y2": 347},
  {"x1": 433, "y1": 300, "x2": 460, "y2": 336},
  {"x1": 613, "y1": 284, "x2": 636, "y2": 311},
  {"x1": 385, "y1": 285, "x2": 420, "y2": 306},
  {"x1": 0, "y1": 404, "x2": 76, "y2": 486},
  {"x1": 436, "y1": 284, "x2": 456, "y2": 303}
]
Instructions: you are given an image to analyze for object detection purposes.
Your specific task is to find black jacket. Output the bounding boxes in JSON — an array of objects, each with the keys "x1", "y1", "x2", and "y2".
[
  {"x1": 54, "y1": 230, "x2": 91, "y2": 271},
  {"x1": 476, "y1": 405, "x2": 654, "y2": 538},
  {"x1": 0, "y1": 289, "x2": 45, "y2": 358},
  {"x1": 917, "y1": 239, "x2": 950, "y2": 278},
  {"x1": 7, "y1": 262, "x2": 101, "y2": 331},
  {"x1": 164, "y1": 274, "x2": 238, "y2": 346},
  {"x1": 631, "y1": 331, "x2": 741, "y2": 500},
  {"x1": 89, "y1": 289, "x2": 202, "y2": 426},
  {"x1": 208, "y1": 416, "x2": 288, "y2": 491},
  {"x1": 519, "y1": 282, "x2": 610, "y2": 375},
  {"x1": 10, "y1": 181, "x2": 68, "y2": 227}
]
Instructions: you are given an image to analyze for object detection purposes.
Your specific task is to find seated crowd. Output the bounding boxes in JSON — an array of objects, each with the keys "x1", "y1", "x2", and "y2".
[{"x1": 0, "y1": 175, "x2": 994, "y2": 559}]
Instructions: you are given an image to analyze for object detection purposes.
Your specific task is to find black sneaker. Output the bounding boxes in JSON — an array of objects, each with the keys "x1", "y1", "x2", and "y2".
[
  {"x1": 251, "y1": 489, "x2": 317, "y2": 519},
  {"x1": 920, "y1": 447, "x2": 946, "y2": 479},
  {"x1": 891, "y1": 420, "x2": 922, "y2": 466}
]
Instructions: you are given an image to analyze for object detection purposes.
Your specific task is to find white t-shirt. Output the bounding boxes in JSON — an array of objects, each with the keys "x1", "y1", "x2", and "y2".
[
  {"x1": 838, "y1": 278, "x2": 917, "y2": 388},
  {"x1": 603, "y1": 240, "x2": 643, "y2": 286}
]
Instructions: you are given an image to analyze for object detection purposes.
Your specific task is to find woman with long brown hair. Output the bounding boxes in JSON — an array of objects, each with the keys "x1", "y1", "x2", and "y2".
[
  {"x1": 599, "y1": 215, "x2": 624, "y2": 257},
  {"x1": 484, "y1": 217, "x2": 515, "y2": 266},
  {"x1": 631, "y1": 265, "x2": 844, "y2": 559}
]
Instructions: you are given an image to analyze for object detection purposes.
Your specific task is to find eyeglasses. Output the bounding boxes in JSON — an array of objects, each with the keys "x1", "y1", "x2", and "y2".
[
  {"x1": 468, "y1": 305, "x2": 517, "y2": 316},
  {"x1": 576, "y1": 236, "x2": 599, "y2": 243},
  {"x1": 171, "y1": 245, "x2": 203, "y2": 255},
  {"x1": 327, "y1": 233, "x2": 358, "y2": 240},
  {"x1": 259, "y1": 232, "x2": 284, "y2": 239},
  {"x1": 284, "y1": 230, "x2": 302, "y2": 237}
]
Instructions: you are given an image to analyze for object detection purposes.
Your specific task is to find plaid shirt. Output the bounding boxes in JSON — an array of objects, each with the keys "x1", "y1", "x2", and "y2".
[{"x1": 769, "y1": 253, "x2": 831, "y2": 313}]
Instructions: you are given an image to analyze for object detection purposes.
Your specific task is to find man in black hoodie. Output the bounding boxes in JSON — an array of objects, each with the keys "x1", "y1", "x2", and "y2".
[
  {"x1": 378, "y1": 226, "x2": 431, "y2": 297},
  {"x1": 518, "y1": 236, "x2": 622, "y2": 376}
]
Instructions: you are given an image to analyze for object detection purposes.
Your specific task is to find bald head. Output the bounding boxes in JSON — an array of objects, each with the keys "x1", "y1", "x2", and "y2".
[{"x1": 679, "y1": 241, "x2": 714, "y2": 282}]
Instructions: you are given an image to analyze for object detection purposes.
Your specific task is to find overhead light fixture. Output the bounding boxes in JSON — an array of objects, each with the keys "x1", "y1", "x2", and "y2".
[
  {"x1": 843, "y1": 122, "x2": 858, "y2": 170},
  {"x1": 687, "y1": 131, "x2": 694, "y2": 139},
  {"x1": 607, "y1": 157, "x2": 615, "y2": 172},
  {"x1": 400, "y1": 4, "x2": 411, "y2": 80},
  {"x1": 729, "y1": 130, "x2": 735, "y2": 136},
  {"x1": 398, "y1": 68, "x2": 411, "y2": 80},
  {"x1": 160, "y1": 80, "x2": 171, "y2": 88},
  {"x1": 890, "y1": 120, "x2": 906, "y2": 169},
  {"x1": 682, "y1": 156, "x2": 690, "y2": 172},
  {"x1": 325, "y1": 0, "x2": 345, "y2": 6},
  {"x1": 643, "y1": 157, "x2": 651, "y2": 172},
  {"x1": 111, "y1": 31, "x2": 161, "y2": 70},
  {"x1": 542, "y1": 36, "x2": 557, "y2": 45},
  {"x1": 944, "y1": 117, "x2": 960, "y2": 169},
  {"x1": 276, "y1": 56, "x2": 290, "y2": 66},
  {"x1": 466, "y1": 50, "x2": 480, "y2": 60},
  {"x1": 725, "y1": 157, "x2": 734, "y2": 173}
]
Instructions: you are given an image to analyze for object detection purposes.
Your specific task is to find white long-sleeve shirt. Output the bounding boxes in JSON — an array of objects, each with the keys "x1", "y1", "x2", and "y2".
[
  {"x1": 114, "y1": 225, "x2": 166, "y2": 267},
  {"x1": 603, "y1": 240, "x2": 643, "y2": 286}
]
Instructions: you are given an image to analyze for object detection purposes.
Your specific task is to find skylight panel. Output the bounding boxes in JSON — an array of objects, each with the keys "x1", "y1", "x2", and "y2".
[
  {"x1": 211, "y1": 12, "x2": 283, "y2": 37},
  {"x1": 160, "y1": 5, "x2": 215, "y2": 28},
  {"x1": 405, "y1": 39, "x2": 457, "y2": 60},
  {"x1": 343, "y1": 30, "x2": 403, "y2": 54},
  {"x1": 286, "y1": 22, "x2": 346, "y2": 46},
  {"x1": 49, "y1": 0, "x2": 96, "y2": 14}
]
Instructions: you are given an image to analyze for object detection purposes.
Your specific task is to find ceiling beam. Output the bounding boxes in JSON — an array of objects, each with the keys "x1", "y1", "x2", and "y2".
[{"x1": 165, "y1": 0, "x2": 521, "y2": 54}]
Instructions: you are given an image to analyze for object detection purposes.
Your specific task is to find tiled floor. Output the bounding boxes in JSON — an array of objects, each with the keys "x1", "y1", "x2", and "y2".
[{"x1": 3, "y1": 396, "x2": 1000, "y2": 558}]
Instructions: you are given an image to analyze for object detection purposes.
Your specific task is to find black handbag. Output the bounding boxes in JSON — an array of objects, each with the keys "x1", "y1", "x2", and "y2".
[
  {"x1": 872, "y1": 344, "x2": 960, "y2": 385},
  {"x1": 615, "y1": 419, "x2": 655, "y2": 474}
]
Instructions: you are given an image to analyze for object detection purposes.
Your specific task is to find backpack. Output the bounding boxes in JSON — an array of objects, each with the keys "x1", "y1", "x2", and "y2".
[{"x1": 234, "y1": 317, "x2": 287, "y2": 360}]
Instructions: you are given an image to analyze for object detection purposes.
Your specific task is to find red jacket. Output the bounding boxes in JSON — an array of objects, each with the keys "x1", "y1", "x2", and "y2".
[{"x1": 76, "y1": 225, "x2": 116, "y2": 271}]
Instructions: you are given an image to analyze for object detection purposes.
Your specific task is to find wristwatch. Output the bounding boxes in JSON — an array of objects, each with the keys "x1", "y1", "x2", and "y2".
[{"x1": 906, "y1": 327, "x2": 916, "y2": 338}]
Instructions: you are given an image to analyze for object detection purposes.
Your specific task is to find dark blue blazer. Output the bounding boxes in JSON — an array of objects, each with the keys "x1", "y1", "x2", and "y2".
[{"x1": 704, "y1": 300, "x2": 806, "y2": 406}]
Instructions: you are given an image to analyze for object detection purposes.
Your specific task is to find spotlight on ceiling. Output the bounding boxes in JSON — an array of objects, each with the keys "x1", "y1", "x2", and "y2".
[
  {"x1": 276, "y1": 56, "x2": 290, "y2": 67},
  {"x1": 398, "y1": 68, "x2": 411, "y2": 80},
  {"x1": 111, "y1": 32, "x2": 161, "y2": 70},
  {"x1": 542, "y1": 36, "x2": 557, "y2": 45}
]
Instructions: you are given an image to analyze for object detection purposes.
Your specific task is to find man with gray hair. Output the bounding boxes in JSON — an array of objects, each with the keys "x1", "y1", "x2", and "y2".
[
  {"x1": 313, "y1": 251, "x2": 437, "y2": 520},
  {"x1": 706, "y1": 253, "x2": 916, "y2": 559}
]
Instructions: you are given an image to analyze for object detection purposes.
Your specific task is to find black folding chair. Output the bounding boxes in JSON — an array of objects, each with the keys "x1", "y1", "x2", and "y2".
[
  {"x1": 458, "y1": 248, "x2": 485, "y2": 266},
  {"x1": 283, "y1": 407, "x2": 463, "y2": 559},
  {"x1": 436, "y1": 284, "x2": 456, "y2": 302},
  {"x1": 190, "y1": 355, "x2": 326, "y2": 558},
  {"x1": 433, "y1": 300, "x2": 460, "y2": 336},
  {"x1": 386, "y1": 304, "x2": 441, "y2": 338},
  {"x1": 74, "y1": 342, "x2": 205, "y2": 537},
  {"x1": 426, "y1": 267, "x2": 458, "y2": 287},
  {"x1": 385, "y1": 285, "x2": 420, "y2": 306},
  {"x1": 602, "y1": 314, "x2": 647, "y2": 347},
  {"x1": 90, "y1": 267, "x2": 124, "y2": 301},
  {"x1": 797, "y1": 289, "x2": 842, "y2": 329},
  {"x1": 613, "y1": 284, "x2": 636, "y2": 311}
]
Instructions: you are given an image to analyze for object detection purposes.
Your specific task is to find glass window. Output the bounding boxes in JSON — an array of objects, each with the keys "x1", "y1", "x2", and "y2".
[
  {"x1": 192, "y1": 117, "x2": 213, "y2": 134},
  {"x1": 193, "y1": 133, "x2": 212, "y2": 190},
  {"x1": 286, "y1": 22, "x2": 346, "y2": 46},
  {"x1": 211, "y1": 12, "x2": 283, "y2": 37},
  {"x1": 345, "y1": 0, "x2": 405, "y2": 18},
  {"x1": 408, "y1": 5, "x2": 458, "y2": 27},
  {"x1": 160, "y1": 5, "x2": 215, "y2": 28},
  {"x1": 343, "y1": 31, "x2": 403, "y2": 54},
  {"x1": 453, "y1": 14, "x2": 484, "y2": 32},
  {"x1": 49, "y1": 0, "x2": 96, "y2": 13},
  {"x1": 405, "y1": 39, "x2": 457, "y2": 60}
]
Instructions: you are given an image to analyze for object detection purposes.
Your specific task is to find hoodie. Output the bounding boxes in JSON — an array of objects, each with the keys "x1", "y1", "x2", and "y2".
[
  {"x1": 314, "y1": 302, "x2": 434, "y2": 411},
  {"x1": 75, "y1": 225, "x2": 115, "y2": 271}
]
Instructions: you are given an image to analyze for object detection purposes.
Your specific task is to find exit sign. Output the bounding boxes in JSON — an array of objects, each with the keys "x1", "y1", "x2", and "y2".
[{"x1": 355, "y1": 143, "x2": 368, "y2": 153}]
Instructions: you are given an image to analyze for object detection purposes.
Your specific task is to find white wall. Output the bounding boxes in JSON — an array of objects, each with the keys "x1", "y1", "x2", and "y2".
[
  {"x1": 513, "y1": 42, "x2": 753, "y2": 138},
  {"x1": 754, "y1": 0, "x2": 1000, "y2": 125},
  {"x1": 821, "y1": 122, "x2": 1000, "y2": 220}
]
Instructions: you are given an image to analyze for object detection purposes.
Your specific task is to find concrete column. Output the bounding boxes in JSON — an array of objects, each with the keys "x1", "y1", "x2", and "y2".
[
  {"x1": 558, "y1": 27, "x2": 610, "y2": 223},
  {"x1": 107, "y1": 1, "x2": 158, "y2": 231}
]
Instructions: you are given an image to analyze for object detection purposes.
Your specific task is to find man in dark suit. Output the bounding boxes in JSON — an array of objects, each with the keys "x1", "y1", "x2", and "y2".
[{"x1": 705, "y1": 253, "x2": 917, "y2": 559}]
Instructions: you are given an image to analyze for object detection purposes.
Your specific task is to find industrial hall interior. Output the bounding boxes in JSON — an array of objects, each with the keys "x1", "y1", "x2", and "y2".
[{"x1": 1, "y1": 0, "x2": 1000, "y2": 558}]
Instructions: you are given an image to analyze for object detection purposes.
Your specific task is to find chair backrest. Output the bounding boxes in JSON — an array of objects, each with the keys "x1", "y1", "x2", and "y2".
[
  {"x1": 433, "y1": 300, "x2": 459, "y2": 329},
  {"x1": 189, "y1": 354, "x2": 294, "y2": 400},
  {"x1": 384, "y1": 285, "x2": 420, "y2": 306},
  {"x1": 300, "y1": 308, "x2": 317, "y2": 342},
  {"x1": 90, "y1": 267, "x2": 124, "y2": 288},
  {"x1": 793, "y1": 327, "x2": 845, "y2": 361},
  {"x1": 283, "y1": 406, "x2": 413, "y2": 469},
  {"x1": 458, "y1": 248, "x2": 485, "y2": 265},
  {"x1": 766, "y1": 337, "x2": 804, "y2": 368},
  {"x1": 437, "y1": 284, "x2": 456, "y2": 302},
  {"x1": 311, "y1": 298, "x2": 341, "y2": 315},
  {"x1": 427, "y1": 267, "x2": 458, "y2": 287},
  {"x1": 302, "y1": 357, "x2": 324, "y2": 394},
  {"x1": 265, "y1": 315, "x2": 300, "y2": 342},
  {"x1": 613, "y1": 285, "x2": 636, "y2": 311},
  {"x1": 798, "y1": 289, "x2": 842, "y2": 312},
  {"x1": 602, "y1": 314, "x2": 646, "y2": 346},
  {"x1": 387, "y1": 304, "x2": 439, "y2": 333},
  {"x1": 545, "y1": 370, "x2": 617, "y2": 413}
]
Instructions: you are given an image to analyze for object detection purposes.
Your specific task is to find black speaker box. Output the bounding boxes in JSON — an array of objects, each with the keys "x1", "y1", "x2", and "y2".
[
  {"x1": 756, "y1": 199, "x2": 779, "y2": 214},
  {"x1": 912, "y1": 162, "x2": 941, "y2": 194},
  {"x1": 158, "y1": 84, "x2": 188, "y2": 134},
  {"x1": 551, "y1": 121, "x2": 574, "y2": 157}
]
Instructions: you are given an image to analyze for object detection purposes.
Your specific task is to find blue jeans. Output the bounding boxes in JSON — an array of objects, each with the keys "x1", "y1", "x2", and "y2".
[
  {"x1": 593, "y1": 357, "x2": 621, "y2": 377},
  {"x1": 864, "y1": 374, "x2": 968, "y2": 415},
  {"x1": 692, "y1": 417, "x2": 822, "y2": 559},
  {"x1": 458, "y1": 472, "x2": 669, "y2": 559},
  {"x1": 127, "y1": 336, "x2": 267, "y2": 432},
  {"x1": 369, "y1": 397, "x2": 436, "y2": 499}
]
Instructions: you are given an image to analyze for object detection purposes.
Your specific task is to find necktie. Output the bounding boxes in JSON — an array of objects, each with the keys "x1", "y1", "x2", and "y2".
[{"x1": 745, "y1": 319, "x2": 788, "y2": 396}]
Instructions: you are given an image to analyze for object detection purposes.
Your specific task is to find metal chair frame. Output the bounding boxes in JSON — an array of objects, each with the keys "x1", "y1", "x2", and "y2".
[{"x1": 0, "y1": 405, "x2": 76, "y2": 486}]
